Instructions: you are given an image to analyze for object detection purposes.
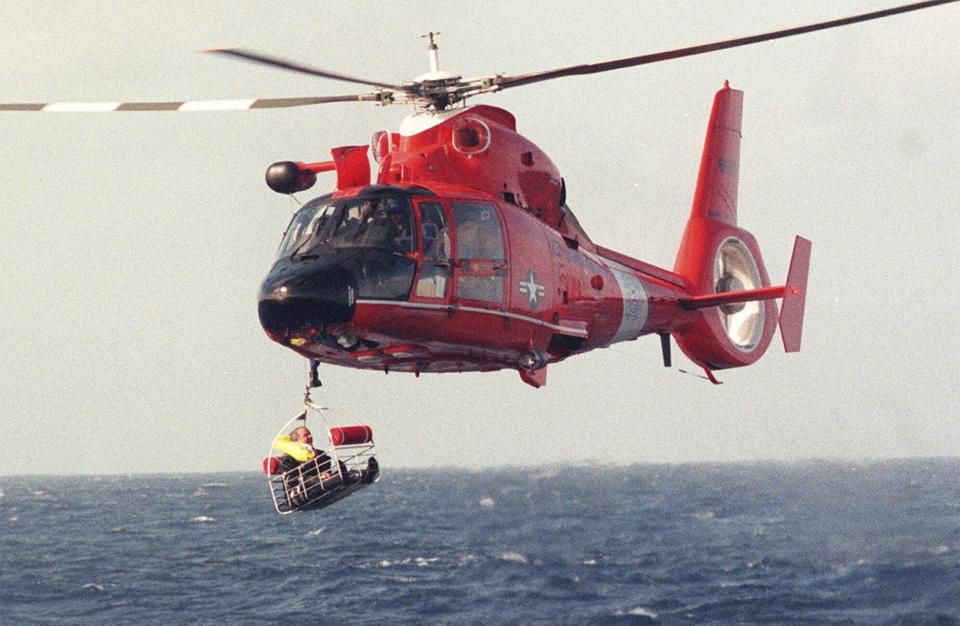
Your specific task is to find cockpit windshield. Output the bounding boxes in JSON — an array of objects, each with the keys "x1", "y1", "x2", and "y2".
[
  {"x1": 277, "y1": 195, "x2": 414, "y2": 260},
  {"x1": 274, "y1": 194, "x2": 418, "y2": 302}
]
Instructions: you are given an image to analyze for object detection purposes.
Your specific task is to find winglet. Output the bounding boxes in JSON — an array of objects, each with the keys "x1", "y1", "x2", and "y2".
[{"x1": 779, "y1": 236, "x2": 811, "y2": 353}]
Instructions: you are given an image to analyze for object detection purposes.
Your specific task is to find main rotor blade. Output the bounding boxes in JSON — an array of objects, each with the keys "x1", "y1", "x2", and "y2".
[
  {"x1": 0, "y1": 94, "x2": 385, "y2": 112},
  {"x1": 207, "y1": 48, "x2": 409, "y2": 92},
  {"x1": 495, "y1": 0, "x2": 959, "y2": 90}
]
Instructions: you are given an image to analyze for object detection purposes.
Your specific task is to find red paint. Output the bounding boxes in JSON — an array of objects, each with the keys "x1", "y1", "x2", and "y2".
[
  {"x1": 266, "y1": 86, "x2": 810, "y2": 386},
  {"x1": 262, "y1": 457, "x2": 280, "y2": 475},
  {"x1": 779, "y1": 236, "x2": 812, "y2": 353},
  {"x1": 330, "y1": 425, "x2": 374, "y2": 446}
]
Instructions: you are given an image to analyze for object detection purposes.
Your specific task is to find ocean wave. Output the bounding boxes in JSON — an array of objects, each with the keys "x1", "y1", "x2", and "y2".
[
  {"x1": 531, "y1": 468, "x2": 562, "y2": 481},
  {"x1": 499, "y1": 551, "x2": 529, "y2": 565},
  {"x1": 832, "y1": 558, "x2": 869, "y2": 576},
  {"x1": 388, "y1": 575, "x2": 419, "y2": 583},
  {"x1": 376, "y1": 556, "x2": 442, "y2": 569},
  {"x1": 3, "y1": 463, "x2": 959, "y2": 624},
  {"x1": 621, "y1": 607, "x2": 657, "y2": 619}
]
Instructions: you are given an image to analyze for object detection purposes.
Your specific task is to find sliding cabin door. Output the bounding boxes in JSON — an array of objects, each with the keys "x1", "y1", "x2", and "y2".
[{"x1": 451, "y1": 202, "x2": 506, "y2": 308}]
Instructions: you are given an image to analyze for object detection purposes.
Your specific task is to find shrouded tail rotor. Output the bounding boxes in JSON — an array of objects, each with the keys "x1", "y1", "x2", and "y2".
[{"x1": 713, "y1": 237, "x2": 766, "y2": 351}]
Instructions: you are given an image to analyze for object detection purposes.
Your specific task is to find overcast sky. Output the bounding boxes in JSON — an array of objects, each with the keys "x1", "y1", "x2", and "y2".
[{"x1": 1, "y1": 1, "x2": 957, "y2": 475}]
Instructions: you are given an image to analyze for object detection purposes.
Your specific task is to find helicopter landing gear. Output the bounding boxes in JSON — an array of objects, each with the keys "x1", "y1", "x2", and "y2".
[{"x1": 518, "y1": 349, "x2": 548, "y2": 371}]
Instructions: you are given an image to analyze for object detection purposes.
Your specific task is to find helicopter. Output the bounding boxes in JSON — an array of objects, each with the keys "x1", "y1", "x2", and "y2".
[{"x1": 4, "y1": 0, "x2": 954, "y2": 390}]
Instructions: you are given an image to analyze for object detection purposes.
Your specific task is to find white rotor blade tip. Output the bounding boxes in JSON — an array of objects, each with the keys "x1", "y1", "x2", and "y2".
[
  {"x1": 178, "y1": 99, "x2": 256, "y2": 111},
  {"x1": 43, "y1": 102, "x2": 121, "y2": 112}
]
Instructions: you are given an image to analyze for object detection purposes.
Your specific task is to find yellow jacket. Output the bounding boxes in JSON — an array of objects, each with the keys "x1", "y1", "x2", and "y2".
[{"x1": 273, "y1": 434, "x2": 317, "y2": 463}]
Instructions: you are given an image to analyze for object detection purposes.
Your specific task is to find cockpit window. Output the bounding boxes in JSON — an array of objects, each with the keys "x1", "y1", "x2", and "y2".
[
  {"x1": 276, "y1": 195, "x2": 414, "y2": 260},
  {"x1": 329, "y1": 197, "x2": 413, "y2": 252},
  {"x1": 274, "y1": 194, "x2": 417, "y2": 301},
  {"x1": 276, "y1": 198, "x2": 336, "y2": 259}
]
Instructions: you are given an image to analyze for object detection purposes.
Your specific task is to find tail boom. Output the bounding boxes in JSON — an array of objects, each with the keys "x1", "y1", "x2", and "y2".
[{"x1": 679, "y1": 285, "x2": 785, "y2": 310}]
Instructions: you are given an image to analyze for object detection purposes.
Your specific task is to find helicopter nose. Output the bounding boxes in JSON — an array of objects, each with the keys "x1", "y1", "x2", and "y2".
[{"x1": 258, "y1": 264, "x2": 357, "y2": 333}]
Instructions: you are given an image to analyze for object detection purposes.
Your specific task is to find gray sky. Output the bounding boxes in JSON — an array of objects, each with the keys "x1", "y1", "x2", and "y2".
[{"x1": 1, "y1": 1, "x2": 958, "y2": 475}]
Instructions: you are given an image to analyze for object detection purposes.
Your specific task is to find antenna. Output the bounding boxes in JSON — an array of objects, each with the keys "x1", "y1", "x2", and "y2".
[{"x1": 422, "y1": 31, "x2": 441, "y2": 74}]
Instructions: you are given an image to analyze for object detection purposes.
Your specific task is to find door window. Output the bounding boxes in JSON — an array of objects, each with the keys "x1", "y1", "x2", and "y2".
[
  {"x1": 415, "y1": 202, "x2": 451, "y2": 299},
  {"x1": 452, "y1": 203, "x2": 506, "y2": 303}
]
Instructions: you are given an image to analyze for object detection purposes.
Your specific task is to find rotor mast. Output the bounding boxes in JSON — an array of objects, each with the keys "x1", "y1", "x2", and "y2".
[{"x1": 423, "y1": 32, "x2": 441, "y2": 75}]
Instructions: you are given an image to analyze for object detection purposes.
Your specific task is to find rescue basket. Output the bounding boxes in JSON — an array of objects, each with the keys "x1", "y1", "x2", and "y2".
[{"x1": 263, "y1": 399, "x2": 379, "y2": 514}]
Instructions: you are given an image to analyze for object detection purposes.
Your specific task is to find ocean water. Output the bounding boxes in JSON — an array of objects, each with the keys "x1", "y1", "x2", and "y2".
[{"x1": 2, "y1": 460, "x2": 959, "y2": 625}]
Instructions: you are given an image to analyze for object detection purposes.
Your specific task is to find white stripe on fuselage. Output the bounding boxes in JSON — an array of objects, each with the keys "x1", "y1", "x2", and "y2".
[
  {"x1": 571, "y1": 248, "x2": 651, "y2": 344},
  {"x1": 608, "y1": 268, "x2": 650, "y2": 343}
]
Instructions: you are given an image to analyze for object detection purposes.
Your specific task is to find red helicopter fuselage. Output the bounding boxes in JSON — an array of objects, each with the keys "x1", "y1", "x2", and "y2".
[{"x1": 258, "y1": 86, "x2": 810, "y2": 387}]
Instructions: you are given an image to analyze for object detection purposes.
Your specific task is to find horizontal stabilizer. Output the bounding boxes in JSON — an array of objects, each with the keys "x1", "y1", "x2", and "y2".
[
  {"x1": 680, "y1": 285, "x2": 784, "y2": 310},
  {"x1": 677, "y1": 234, "x2": 811, "y2": 353},
  {"x1": 779, "y1": 236, "x2": 811, "y2": 353}
]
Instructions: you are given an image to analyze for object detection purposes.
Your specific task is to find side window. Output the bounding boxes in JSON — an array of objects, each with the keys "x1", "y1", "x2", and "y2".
[
  {"x1": 415, "y1": 202, "x2": 450, "y2": 299},
  {"x1": 420, "y1": 202, "x2": 449, "y2": 260},
  {"x1": 453, "y1": 203, "x2": 505, "y2": 260},
  {"x1": 452, "y1": 203, "x2": 505, "y2": 304}
]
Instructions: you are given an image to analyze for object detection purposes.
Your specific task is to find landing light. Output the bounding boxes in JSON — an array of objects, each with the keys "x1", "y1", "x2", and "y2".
[
  {"x1": 337, "y1": 334, "x2": 358, "y2": 349},
  {"x1": 518, "y1": 350, "x2": 547, "y2": 371}
]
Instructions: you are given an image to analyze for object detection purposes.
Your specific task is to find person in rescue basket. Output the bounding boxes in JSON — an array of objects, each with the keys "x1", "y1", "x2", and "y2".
[{"x1": 273, "y1": 424, "x2": 336, "y2": 506}]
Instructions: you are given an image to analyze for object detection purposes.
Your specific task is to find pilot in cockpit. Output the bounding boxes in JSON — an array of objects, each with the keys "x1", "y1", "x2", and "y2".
[
  {"x1": 354, "y1": 200, "x2": 411, "y2": 252},
  {"x1": 387, "y1": 204, "x2": 412, "y2": 251}
]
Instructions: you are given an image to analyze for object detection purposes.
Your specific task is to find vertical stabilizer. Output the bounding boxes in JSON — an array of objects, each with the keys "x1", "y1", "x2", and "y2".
[
  {"x1": 675, "y1": 83, "x2": 752, "y2": 290},
  {"x1": 690, "y1": 82, "x2": 742, "y2": 225},
  {"x1": 673, "y1": 84, "x2": 777, "y2": 371}
]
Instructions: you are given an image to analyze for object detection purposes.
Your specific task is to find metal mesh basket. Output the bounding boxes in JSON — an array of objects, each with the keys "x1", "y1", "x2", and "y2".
[{"x1": 266, "y1": 401, "x2": 379, "y2": 514}]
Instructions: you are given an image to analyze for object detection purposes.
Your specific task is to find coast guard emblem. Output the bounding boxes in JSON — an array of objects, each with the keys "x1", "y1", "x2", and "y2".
[{"x1": 518, "y1": 270, "x2": 546, "y2": 309}]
